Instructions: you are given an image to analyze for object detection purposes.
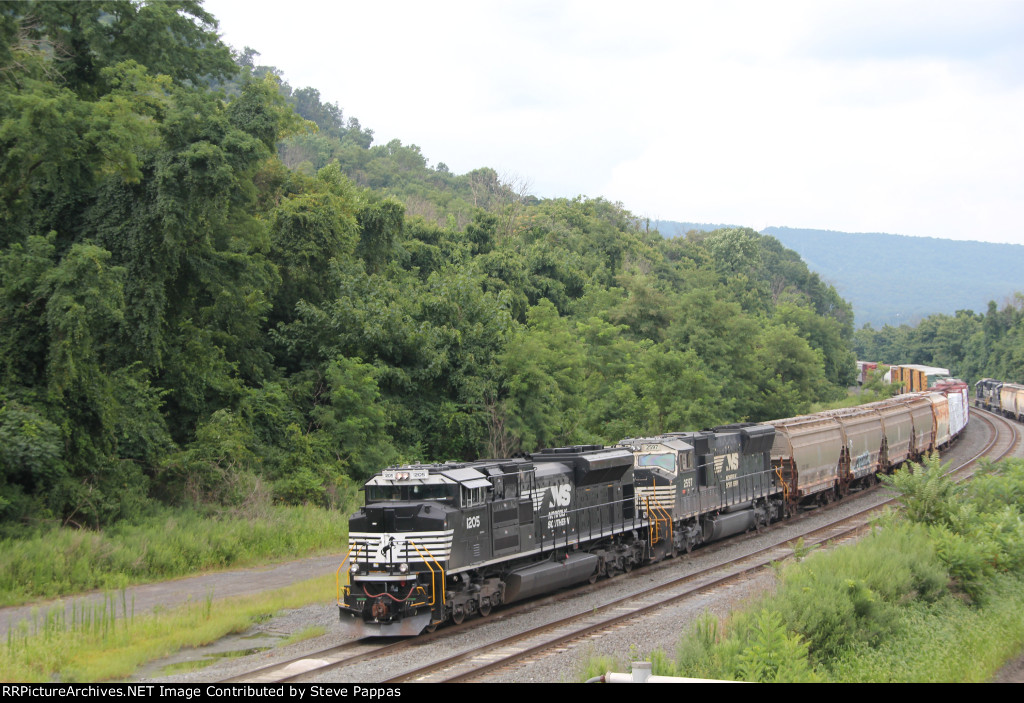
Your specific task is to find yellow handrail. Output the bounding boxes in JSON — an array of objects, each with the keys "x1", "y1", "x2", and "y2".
[
  {"x1": 335, "y1": 547, "x2": 353, "y2": 605},
  {"x1": 774, "y1": 463, "x2": 789, "y2": 504},
  {"x1": 655, "y1": 498, "x2": 672, "y2": 546},
  {"x1": 644, "y1": 496, "x2": 672, "y2": 546},
  {"x1": 410, "y1": 541, "x2": 445, "y2": 609},
  {"x1": 644, "y1": 496, "x2": 655, "y2": 542}
]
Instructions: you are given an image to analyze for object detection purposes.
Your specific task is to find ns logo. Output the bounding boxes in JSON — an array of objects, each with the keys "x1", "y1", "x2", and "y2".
[
  {"x1": 530, "y1": 483, "x2": 573, "y2": 511},
  {"x1": 549, "y1": 484, "x2": 571, "y2": 508}
]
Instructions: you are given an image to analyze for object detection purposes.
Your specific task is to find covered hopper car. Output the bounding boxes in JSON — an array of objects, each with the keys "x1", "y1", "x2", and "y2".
[{"x1": 337, "y1": 392, "x2": 966, "y2": 636}]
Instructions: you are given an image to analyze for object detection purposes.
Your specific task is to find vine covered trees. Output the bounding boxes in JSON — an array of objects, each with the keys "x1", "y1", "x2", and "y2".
[{"x1": 0, "y1": 1, "x2": 859, "y2": 528}]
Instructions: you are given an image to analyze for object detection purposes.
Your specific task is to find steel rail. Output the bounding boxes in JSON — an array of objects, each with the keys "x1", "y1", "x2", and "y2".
[
  {"x1": 223, "y1": 411, "x2": 1016, "y2": 684},
  {"x1": 384, "y1": 411, "x2": 1019, "y2": 683}
]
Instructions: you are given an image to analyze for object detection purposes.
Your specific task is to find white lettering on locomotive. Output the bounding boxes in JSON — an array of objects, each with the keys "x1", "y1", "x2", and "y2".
[
  {"x1": 715, "y1": 453, "x2": 740, "y2": 489},
  {"x1": 549, "y1": 484, "x2": 571, "y2": 507},
  {"x1": 530, "y1": 484, "x2": 572, "y2": 511},
  {"x1": 546, "y1": 508, "x2": 570, "y2": 529}
]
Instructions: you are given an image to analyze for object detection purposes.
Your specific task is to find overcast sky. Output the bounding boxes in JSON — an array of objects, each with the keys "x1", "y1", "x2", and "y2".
[{"x1": 203, "y1": 0, "x2": 1024, "y2": 245}]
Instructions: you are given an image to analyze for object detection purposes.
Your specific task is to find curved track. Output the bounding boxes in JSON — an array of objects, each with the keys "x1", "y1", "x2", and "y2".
[{"x1": 222, "y1": 410, "x2": 1019, "y2": 684}]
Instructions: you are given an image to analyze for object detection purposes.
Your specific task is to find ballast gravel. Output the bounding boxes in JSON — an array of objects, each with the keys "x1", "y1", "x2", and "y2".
[{"x1": 68, "y1": 417, "x2": 1019, "y2": 683}]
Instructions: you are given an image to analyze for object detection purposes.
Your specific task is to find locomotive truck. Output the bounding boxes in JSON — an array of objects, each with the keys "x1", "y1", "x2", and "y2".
[{"x1": 337, "y1": 390, "x2": 967, "y2": 636}]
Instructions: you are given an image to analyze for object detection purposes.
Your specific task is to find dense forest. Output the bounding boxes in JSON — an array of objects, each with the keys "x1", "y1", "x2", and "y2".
[
  {"x1": 0, "y1": 1, "x2": 858, "y2": 531},
  {"x1": 854, "y1": 300, "x2": 1024, "y2": 384}
]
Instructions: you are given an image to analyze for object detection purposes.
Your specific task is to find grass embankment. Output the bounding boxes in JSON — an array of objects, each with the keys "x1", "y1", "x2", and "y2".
[
  {"x1": 0, "y1": 505, "x2": 350, "y2": 607},
  {"x1": 582, "y1": 457, "x2": 1024, "y2": 682},
  {"x1": 1, "y1": 573, "x2": 337, "y2": 682},
  {"x1": 0, "y1": 503, "x2": 354, "y2": 682}
]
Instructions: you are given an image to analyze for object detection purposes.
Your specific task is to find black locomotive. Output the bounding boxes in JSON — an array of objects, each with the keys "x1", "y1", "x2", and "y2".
[
  {"x1": 338, "y1": 424, "x2": 780, "y2": 636},
  {"x1": 976, "y1": 377, "x2": 1024, "y2": 421},
  {"x1": 975, "y1": 378, "x2": 1003, "y2": 411},
  {"x1": 623, "y1": 423, "x2": 782, "y2": 555},
  {"x1": 337, "y1": 388, "x2": 968, "y2": 636}
]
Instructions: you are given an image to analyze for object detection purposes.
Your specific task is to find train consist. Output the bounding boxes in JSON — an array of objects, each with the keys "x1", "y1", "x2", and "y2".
[
  {"x1": 337, "y1": 386, "x2": 969, "y2": 636},
  {"x1": 975, "y1": 378, "x2": 1024, "y2": 421}
]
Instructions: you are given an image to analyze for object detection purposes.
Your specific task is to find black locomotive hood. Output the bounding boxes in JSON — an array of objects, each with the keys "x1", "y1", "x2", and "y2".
[{"x1": 350, "y1": 501, "x2": 455, "y2": 533}]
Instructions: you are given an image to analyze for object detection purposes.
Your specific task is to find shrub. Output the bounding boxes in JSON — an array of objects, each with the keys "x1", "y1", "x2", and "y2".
[{"x1": 881, "y1": 455, "x2": 961, "y2": 527}]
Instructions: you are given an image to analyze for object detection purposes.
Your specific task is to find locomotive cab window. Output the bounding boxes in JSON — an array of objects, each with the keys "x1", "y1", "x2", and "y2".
[{"x1": 461, "y1": 485, "x2": 486, "y2": 507}]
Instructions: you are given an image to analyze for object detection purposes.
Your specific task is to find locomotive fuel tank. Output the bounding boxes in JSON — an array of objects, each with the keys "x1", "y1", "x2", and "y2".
[
  {"x1": 336, "y1": 399, "x2": 967, "y2": 637},
  {"x1": 338, "y1": 448, "x2": 641, "y2": 636}
]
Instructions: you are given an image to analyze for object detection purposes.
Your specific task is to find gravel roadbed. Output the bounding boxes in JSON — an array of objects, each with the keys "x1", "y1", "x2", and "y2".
[{"x1": 7, "y1": 418, "x2": 1013, "y2": 684}]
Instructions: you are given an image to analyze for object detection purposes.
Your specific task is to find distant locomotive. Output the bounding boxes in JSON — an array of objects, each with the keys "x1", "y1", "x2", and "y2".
[
  {"x1": 337, "y1": 390, "x2": 968, "y2": 636},
  {"x1": 975, "y1": 378, "x2": 1024, "y2": 422}
]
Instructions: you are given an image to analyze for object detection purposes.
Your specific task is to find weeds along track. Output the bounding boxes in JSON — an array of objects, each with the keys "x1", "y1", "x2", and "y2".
[{"x1": 224, "y1": 411, "x2": 1017, "y2": 684}]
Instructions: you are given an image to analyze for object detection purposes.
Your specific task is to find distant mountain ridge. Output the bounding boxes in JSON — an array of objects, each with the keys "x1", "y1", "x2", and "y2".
[{"x1": 649, "y1": 221, "x2": 1024, "y2": 327}]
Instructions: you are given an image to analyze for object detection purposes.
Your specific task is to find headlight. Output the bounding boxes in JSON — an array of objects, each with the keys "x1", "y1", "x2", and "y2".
[
  {"x1": 350, "y1": 563, "x2": 360, "y2": 575},
  {"x1": 398, "y1": 563, "x2": 409, "y2": 573}
]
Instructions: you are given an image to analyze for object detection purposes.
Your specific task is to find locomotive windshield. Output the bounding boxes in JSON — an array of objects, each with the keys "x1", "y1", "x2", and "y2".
[
  {"x1": 365, "y1": 484, "x2": 454, "y2": 502},
  {"x1": 638, "y1": 452, "x2": 676, "y2": 473}
]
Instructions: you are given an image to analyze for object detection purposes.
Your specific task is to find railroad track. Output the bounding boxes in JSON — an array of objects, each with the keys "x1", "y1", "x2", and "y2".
[
  {"x1": 966, "y1": 406, "x2": 1020, "y2": 470},
  {"x1": 222, "y1": 410, "x2": 1019, "y2": 684}
]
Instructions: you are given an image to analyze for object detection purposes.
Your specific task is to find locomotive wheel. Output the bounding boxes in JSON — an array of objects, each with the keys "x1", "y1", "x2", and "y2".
[
  {"x1": 424, "y1": 621, "x2": 438, "y2": 634},
  {"x1": 684, "y1": 536, "x2": 693, "y2": 554},
  {"x1": 588, "y1": 570, "x2": 599, "y2": 584},
  {"x1": 623, "y1": 558, "x2": 633, "y2": 573},
  {"x1": 479, "y1": 598, "x2": 492, "y2": 617},
  {"x1": 452, "y1": 606, "x2": 466, "y2": 625}
]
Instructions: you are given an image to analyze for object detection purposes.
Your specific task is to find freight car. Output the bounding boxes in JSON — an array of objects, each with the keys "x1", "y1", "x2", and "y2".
[
  {"x1": 336, "y1": 394, "x2": 966, "y2": 636},
  {"x1": 769, "y1": 390, "x2": 964, "y2": 509},
  {"x1": 933, "y1": 380, "x2": 970, "y2": 444},
  {"x1": 889, "y1": 364, "x2": 950, "y2": 392},
  {"x1": 998, "y1": 383, "x2": 1024, "y2": 421},
  {"x1": 855, "y1": 361, "x2": 878, "y2": 385}
]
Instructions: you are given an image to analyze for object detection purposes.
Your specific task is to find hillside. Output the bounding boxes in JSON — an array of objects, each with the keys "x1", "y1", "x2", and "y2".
[
  {"x1": 0, "y1": 3, "x2": 857, "y2": 529},
  {"x1": 650, "y1": 221, "x2": 1024, "y2": 327},
  {"x1": 764, "y1": 227, "x2": 1024, "y2": 327}
]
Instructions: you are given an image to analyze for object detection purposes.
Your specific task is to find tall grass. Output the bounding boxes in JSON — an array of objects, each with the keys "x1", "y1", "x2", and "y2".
[
  {"x1": 619, "y1": 523, "x2": 1024, "y2": 682},
  {"x1": 828, "y1": 575, "x2": 1024, "y2": 682},
  {"x1": 582, "y1": 458, "x2": 1024, "y2": 682},
  {"x1": 0, "y1": 505, "x2": 350, "y2": 607},
  {"x1": 0, "y1": 574, "x2": 336, "y2": 682}
]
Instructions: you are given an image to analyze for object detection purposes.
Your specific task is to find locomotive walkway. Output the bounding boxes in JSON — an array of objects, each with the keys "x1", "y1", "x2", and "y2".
[{"x1": 4, "y1": 412, "x2": 1024, "y2": 682}]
